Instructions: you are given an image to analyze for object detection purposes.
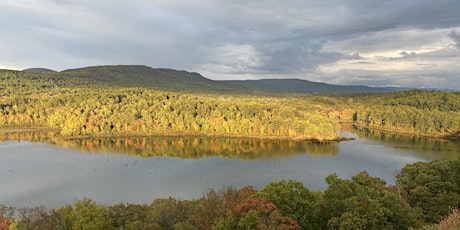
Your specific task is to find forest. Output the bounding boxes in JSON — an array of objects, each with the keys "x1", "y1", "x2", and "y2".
[
  {"x1": 0, "y1": 158, "x2": 459, "y2": 229},
  {"x1": 0, "y1": 67, "x2": 459, "y2": 229},
  {"x1": 0, "y1": 69, "x2": 459, "y2": 141}
]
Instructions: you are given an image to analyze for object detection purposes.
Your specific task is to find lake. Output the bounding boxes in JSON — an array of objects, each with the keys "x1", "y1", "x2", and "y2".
[{"x1": 0, "y1": 126, "x2": 458, "y2": 208}]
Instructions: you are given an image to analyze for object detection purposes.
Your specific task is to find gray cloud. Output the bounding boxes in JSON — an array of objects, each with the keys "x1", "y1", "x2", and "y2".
[
  {"x1": 399, "y1": 51, "x2": 417, "y2": 59},
  {"x1": 449, "y1": 31, "x2": 460, "y2": 49},
  {"x1": 352, "y1": 62, "x2": 374, "y2": 65},
  {"x1": 0, "y1": 0, "x2": 460, "y2": 90}
]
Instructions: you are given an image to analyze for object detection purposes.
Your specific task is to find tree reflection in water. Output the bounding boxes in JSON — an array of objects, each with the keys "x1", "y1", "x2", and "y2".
[{"x1": 0, "y1": 131, "x2": 339, "y2": 159}]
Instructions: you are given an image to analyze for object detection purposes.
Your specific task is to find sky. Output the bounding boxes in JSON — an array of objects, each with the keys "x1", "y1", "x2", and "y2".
[{"x1": 1, "y1": 0, "x2": 460, "y2": 90}]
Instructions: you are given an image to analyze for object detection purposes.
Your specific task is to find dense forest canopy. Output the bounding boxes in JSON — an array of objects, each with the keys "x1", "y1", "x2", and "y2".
[{"x1": 0, "y1": 66, "x2": 459, "y2": 141}]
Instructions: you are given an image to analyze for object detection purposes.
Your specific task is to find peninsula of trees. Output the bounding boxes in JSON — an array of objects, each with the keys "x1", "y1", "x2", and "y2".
[{"x1": 0, "y1": 65, "x2": 459, "y2": 140}]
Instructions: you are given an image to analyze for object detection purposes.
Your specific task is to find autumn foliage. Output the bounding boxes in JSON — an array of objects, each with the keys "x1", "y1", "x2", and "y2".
[
  {"x1": 231, "y1": 198, "x2": 300, "y2": 230},
  {"x1": 0, "y1": 214, "x2": 9, "y2": 230}
]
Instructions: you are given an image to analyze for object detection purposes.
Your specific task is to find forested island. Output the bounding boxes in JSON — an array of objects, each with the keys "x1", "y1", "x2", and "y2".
[{"x1": 0, "y1": 65, "x2": 459, "y2": 229}]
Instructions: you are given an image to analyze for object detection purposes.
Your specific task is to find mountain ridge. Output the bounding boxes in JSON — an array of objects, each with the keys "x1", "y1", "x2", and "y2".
[
  {"x1": 57, "y1": 65, "x2": 248, "y2": 93},
  {"x1": 23, "y1": 68, "x2": 56, "y2": 73},
  {"x1": 222, "y1": 78, "x2": 411, "y2": 94},
  {"x1": 13, "y1": 65, "x2": 453, "y2": 94}
]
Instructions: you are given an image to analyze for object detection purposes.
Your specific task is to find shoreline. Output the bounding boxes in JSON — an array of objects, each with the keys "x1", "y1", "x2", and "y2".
[
  {"x1": 0, "y1": 127, "x2": 60, "y2": 133},
  {"x1": 349, "y1": 123, "x2": 459, "y2": 140},
  {"x1": 0, "y1": 127, "x2": 353, "y2": 142},
  {"x1": 61, "y1": 132, "x2": 353, "y2": 142},
  {"x1": 1, "y1": 125, "x2": 456, "y2": 141}
]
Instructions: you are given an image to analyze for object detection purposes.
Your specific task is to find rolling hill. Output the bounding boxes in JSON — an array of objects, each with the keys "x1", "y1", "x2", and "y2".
[
  {"x1": 58, "y1": 65, "x2": 249, "y2": 93},
  {"x1": 23, "y1": 68, "x2": 56, "y2": 73},
  {"x1": 223, "y1": 79, "x2": 409, "y2": 94},
  {"x1": 16, "y1": 65, "x2": 417, "y2": 94}
]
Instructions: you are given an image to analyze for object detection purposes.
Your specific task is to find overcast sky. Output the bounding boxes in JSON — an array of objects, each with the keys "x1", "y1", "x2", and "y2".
[{"x1": 1, "y1": 0, "x2": 460, "y2": 89}]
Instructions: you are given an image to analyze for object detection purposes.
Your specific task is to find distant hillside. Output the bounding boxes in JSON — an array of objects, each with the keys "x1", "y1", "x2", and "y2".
[
  {"x1": 223, "y1": 79, "x2": 410, "y2": 94},
  {"x1": 8, "y1": 65, "x2": 439, "y2": 94},
  {"x1": 59, "y1": 65, "x2": 248, "y2": 93},
  {"x1": 23, "y1": 68, "x2": 56, "y2": 73}
]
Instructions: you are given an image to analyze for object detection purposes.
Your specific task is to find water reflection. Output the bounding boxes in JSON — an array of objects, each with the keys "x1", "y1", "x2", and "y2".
[
  {"x1": 0, "y1": 131, "x2": 339, "y2": 159},
  {"x1": 0, "y1": 130, "x2": 60, "y2": 144},
  {"x1": 342, "y1": 124, "x2": 460, "y2": 159},
  {"x1": 1, "y1": 129, "x2": 457, "y2": 208}
]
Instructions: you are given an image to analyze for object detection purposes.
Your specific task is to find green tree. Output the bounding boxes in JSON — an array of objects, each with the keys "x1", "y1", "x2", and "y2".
[
  {"x1": 76, "y1": 199, "x2": 112, "y2": 229},
  {"x1": 109, "y1": 203, "x2": 154, "y2": 230},
  {"x1": 255, "y1": 180, "x2": 321, "y2": 229},
  {"x1": 320, "y1": 171, "x2": 417, "y2": 229},
  {"x1": 56, "y1": 198, "x2": 112, "y2": 230},
  {"x1": 396, "y1": 159, "x2": 460, "y2": 224},
  {"x1": 149, "y1": 198, "x2": 189, "y2": 230}
]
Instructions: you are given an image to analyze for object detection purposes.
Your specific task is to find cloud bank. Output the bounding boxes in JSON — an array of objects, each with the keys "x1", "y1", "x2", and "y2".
[{"x1": 1, "y1": 0, "x2": 459, "y2": 89}]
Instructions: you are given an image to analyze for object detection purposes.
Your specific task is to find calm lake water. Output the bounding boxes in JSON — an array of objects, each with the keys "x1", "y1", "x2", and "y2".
[{"x1": 0, "y1": 127, "x2": 459, "y2": 208}]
